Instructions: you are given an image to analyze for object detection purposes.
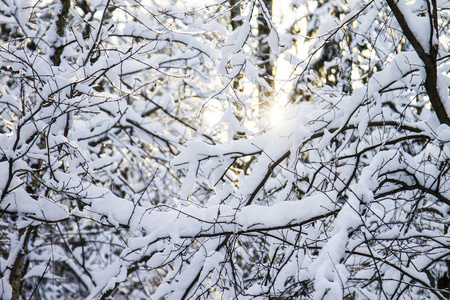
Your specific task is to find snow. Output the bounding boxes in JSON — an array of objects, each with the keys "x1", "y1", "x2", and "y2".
[
  {"x1": 23, "y1": 264, "x2": 53, "y2": 280},
  {"x1": 268, "y1": 29, "x2": 280, "y2": 55},
  {"x1": 355, "y1": 5, "x2": 378, "y2": 46},
  {"x1": 395, "y1": 1, "x2": 432, "y2": 53},
  {"x1": 238, "y1": 196, "x2": 336, "y2": 230},
  {"x1": 369, "y1": 51, "x2": 423, "y2": 95},
  {"x1": 437, "y1": 74, "x2": 450, "y2": 118},
  {"x1": 0, "y1": 0, "x2": 448, "y2": 298},
  {"x1": 0, "y1": 188, "x2": 68, "y2": 222},
  {"x1": 0, "y1": 273, "x2": 12, "y2": 300}
]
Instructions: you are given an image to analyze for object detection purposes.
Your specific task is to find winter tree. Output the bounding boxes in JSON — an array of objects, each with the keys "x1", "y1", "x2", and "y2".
[{"x1": 0, "y1": 0, "x2": 449, "y2": 299}]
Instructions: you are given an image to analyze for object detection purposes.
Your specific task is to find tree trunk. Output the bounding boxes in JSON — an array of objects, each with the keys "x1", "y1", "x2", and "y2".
[{"x1": 257, "y1": 0, "x2": 274, "y2": 109}]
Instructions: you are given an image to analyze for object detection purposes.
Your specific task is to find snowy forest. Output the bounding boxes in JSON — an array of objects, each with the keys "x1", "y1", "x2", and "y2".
[{"x1": 0, "y1": 0, "x2": 449, "y2": 299}]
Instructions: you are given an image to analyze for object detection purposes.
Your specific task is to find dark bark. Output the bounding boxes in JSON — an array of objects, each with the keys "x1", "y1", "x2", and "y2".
[
  {"x1": 230, "y1": 0, "x2": 243, "y2": 92},
  {"x1": 51, "y1": 0, "x2": 71, "y2": 66},
  {"x1": 385, "y1": 0, "x2": 450, "y2": 125},
  {"x1": 257, "y1": 0, "x2": 274, "y2": 107},
  {"x1": 11, "y1": 227, "x2": 32, "y2": 300},
  {"x1": 230, "y1": 0, "x2": 243, "y2": 31}
]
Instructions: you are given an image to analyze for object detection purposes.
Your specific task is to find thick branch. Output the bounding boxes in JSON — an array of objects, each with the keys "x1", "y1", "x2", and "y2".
[{"x1": 385, "y1": 0, "x2": 450, "y2": 125}]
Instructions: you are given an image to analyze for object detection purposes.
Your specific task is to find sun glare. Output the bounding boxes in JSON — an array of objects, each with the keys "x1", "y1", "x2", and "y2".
[{"x1": 269, "y1": 104, "x2": 285, "y2": 126}]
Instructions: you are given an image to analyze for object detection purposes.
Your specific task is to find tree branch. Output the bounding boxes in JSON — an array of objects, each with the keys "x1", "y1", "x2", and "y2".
[{"x1": 385, "y1": 0, "x2": 450, "y2": 125}]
